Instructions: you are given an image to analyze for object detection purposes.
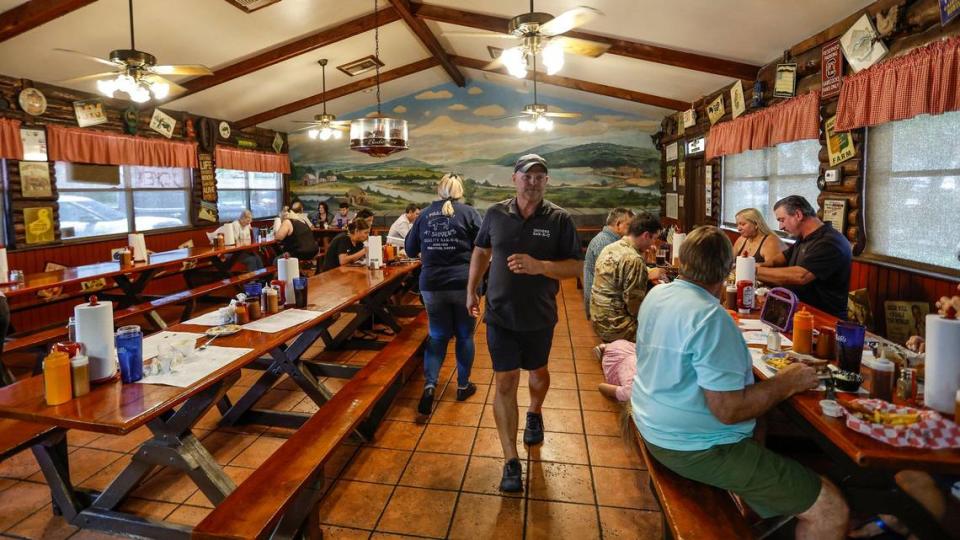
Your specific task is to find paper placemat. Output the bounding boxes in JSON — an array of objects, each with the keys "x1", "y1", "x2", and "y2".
[
  {"x1": 142, "y1": 331, "x2": 205, "y2": 360},
  {"x1": 137, "y1": 345, "x2": 252, "y2": 388},
  {"x1": 241, "y1": 309, "x2": 322, "y2": 333},
  {"x1": 182, "y1": 311, "x2": 227, "y2": 326}
]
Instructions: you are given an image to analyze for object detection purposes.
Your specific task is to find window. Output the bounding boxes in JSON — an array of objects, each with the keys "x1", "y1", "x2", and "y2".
[
  {"x1": 866, "y1": 112, "x2": 960, "y2": 271},
  {"x1": 55, "y1": 163, "x2": 191, "y2": 240},
  {"x1": 215, "y1": 169, "x2": 282, "y2": 222},
  {"x1": 722, "y1": 139, "x2": 821, "y2": 232}
]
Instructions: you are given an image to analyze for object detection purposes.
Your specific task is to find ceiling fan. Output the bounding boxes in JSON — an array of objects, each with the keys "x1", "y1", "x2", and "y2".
[
  {"x1": 502, "y1": 55, "x2": 580, "y2": 133},
  {"x1": 292, "y1": 59, "x2": 351, "y2": 141},
  {"x1": 55, "y1": 0, "x2": 212, "y2": 103},
  {"x1": 444, "y1": 0, "x2": 609, "y2": 77}
]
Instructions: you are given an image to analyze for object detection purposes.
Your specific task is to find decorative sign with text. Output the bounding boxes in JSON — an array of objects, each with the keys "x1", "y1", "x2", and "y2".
[
  {"x1": 704, "y1": 165, "x2": 713, "y2": 217},
  {"x1": 940, "y1": 0, "x2": 960, "y2": 26},
  {"x1": 825, "y1": 115, "x2": 856, "y2": 166},
  {"x1": 821, "y1": 39, "x2": 844, "y2": 99},
  {"x1": 198, "y1": 153, "x2": 217, "y2": 203},
  {"x1": 707, "y1": 95, "x2": 725, "y2": 125},
  {"x1": 730, "y1": 81, "x2": 746, "y2": 119},
  {"x1": 822, "y1": 198, "x2": 848, "y2": 233}
]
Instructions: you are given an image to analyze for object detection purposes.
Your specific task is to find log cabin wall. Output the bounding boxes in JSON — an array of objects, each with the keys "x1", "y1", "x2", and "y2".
[{"x1": 657, "y1": 0, "x2": 959, "y2": 338}]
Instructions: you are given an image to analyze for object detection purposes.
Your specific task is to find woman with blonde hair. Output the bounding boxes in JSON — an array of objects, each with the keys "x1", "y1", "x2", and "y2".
[
  {"x1": 733, "y1": 207, "x2": 784, "y2": 265},
  {"x1": 405, "y1": 174, "x2": 483, "y2": 419}
]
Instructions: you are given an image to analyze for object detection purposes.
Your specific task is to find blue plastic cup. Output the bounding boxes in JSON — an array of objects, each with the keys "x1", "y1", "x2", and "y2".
[
  {"x1": 292, "y1": 277, "x2": 308, "y2": 308},
  {"x1": 115, "y1": 325, "x2": 143, "y2": 383},
  {"x1": 244, "y1": 282, "x2": 263, "y2": 298},
  {"x1": 835, "y1": 321, "x2": 866, "y2": 373}
]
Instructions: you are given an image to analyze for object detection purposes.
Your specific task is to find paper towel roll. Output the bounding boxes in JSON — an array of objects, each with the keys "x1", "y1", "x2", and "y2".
[
  {"x1": 277, "y1": 257, "x2": 300, "y2": 305},
  {"x1": 735, "y1": 256, "x2": 756, "y2": 284},
  {"x1": 75, "y1": 299, "x2": 117, "y2": 382},
  {"x1": 924, "y1": 314, "x2": 960, "y2": 413},
  {"x1": 127, "y1": 234, "x2": 147, "y2": 262},
  {"x1": 0, "y1": 247, "x2": 8, "y2": 283},
  {"x1": 222, "y1": 224, "x2": 236, "y2": 246},
  {"x1": 368, "y1": 235, "x2": 383, "y2": 267}
]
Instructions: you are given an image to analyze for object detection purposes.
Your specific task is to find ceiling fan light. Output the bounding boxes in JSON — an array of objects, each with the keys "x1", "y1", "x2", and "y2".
[
  {"x1": 536, "y1": 116, "x2": 554, "y2": 131},
  {"x1": 96, "y1": 78, "x2": 117, "y2": 98},
  {"x1": 333, "y1": 129, "x2": 343, "y2": 140},
  {"x1": 518, "y1": 119, "x2": 535, "y2": 132},
  {"x1": 542, "y1": 41, "x2": 564, "y2": 75},
  {"x1": 130, "y1": 86, "x2": 151, "y2": 103},
  {"x1": 501, "y1": 47, "x2": 527, "y2": 78},
  {"x1": 150, "y1": 81, "x2": 169, "y2": 99},
  {"x1": 319, "y1": 127, "x2": 333, "y2": 141},
  {"x1": 307, "y1": 129, "x2": 319, "y2": 140}
]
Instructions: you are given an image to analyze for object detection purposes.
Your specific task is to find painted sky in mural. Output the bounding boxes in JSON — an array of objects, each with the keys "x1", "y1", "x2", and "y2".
[{"x1": 289, "y1": 80, "x2": 661, "y2": 213}]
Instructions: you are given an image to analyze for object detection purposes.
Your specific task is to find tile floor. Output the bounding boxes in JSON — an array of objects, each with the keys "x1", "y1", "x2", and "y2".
[{"x1": 0, "y1": 279, "x2": 661, "y2": 539}]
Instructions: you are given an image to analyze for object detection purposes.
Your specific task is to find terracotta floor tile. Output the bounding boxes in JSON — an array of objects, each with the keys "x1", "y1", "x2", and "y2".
[
  {"x1": 116, "y1": 497, "x2": 177, "y2": 521},
  {"x1": 26, "y1": 447, "x2": 121, "y2": 486},
  {"x1": 593, "y1": 467, "x2": 659, "y2": 510},
  {"x1": 579, "y1": 390, "x2": 622, "y2": 412},
  {"x1": 165, "y1": 504, "x2": 212, "y2": 527},
  {"x1": 466, "y1": 367, "x2": 493, "y2": 385},
  {"x1": 228, "y1": 434, "x2": 287, "y2": 468},
  {"x1": 583, "y1": 410, "x2": 623, "y2": 437},
  {"x1": 0, "y1": 477, "x2": 15, "y2": 492},
  {"x1": 67, "y1": 430, "x2": 102, "y2": 448},
  {"x1": 317, "y1": 480, "x2": 392, "y2": 529},
  {"x1": 385, "y1": 398, "x2": 421, "y2": 422},
  {"x1": 399, "y1": 452, "x2": 468, "y2": 491},
  {"x1": 461, "y1": 456, "x2": 525, "y2": 497},
  {"x1": 0, "y1": 449, "x2": 41, "y2": 480},
  {"x1": 542, "y1": 388, "x2": 581, "y2": 410},
  {"x1": 448, "y1": 492, "x2": 524, "y2": 539},
  {"x1": 577, "y1": 372, "x2": 605, "y2": 388},
  {"x1": 324, "y1": 444, "x2": 360, "y2": 480},
  {"x1": 85, "y1": 426, "x2": 153, "y2": 453},
  {"x1": 526, "y1": 499, "x2": 600, "y2": 540},
  {"x1": 341, "y1": 447, "x2": 411, "y2": 484},
  {"x1": 586, "y1": 435, "x2": 645, "y2": 470},
  {"x1": 3, "y1": 503, "x2": 76, "y2": 539},
  {"x1": 485, "y1": 385, "x2": 531, "y2": 408},
  {"x1": 575, "y1": 359, "x2": 603, "y2": 375},
  {"x1": 527, "y1": 432, "x2": 589, "y2": 465},
  {"x1": 416, "y1": 424, "x2": 476, "y2": 455},
  {"x1": 376, "y1": 486, "x2": 457, "y2": 538},
  {"x1": 370, "y1": 420, "x2": 425, "y2": 451},
  {"x1": 548, "y1": 372, "x2": 578, "y2": 390},
  {"x1": 397, "y1": 381, "x2": 426, "y2": 400},
  {"x1": 539, "y1": 408, "x2": 584, "y2": 434},
  {"x1": 131, "y1": 468, "x2": 200, "y2": 504},
  {"x1": 184, "y1": 465, "x2": 255, "y2": 507},
  {"x1": 77, "y1": 455, "x2": 132, "y2": 492},
  {"x1": 291, "y1": 395, "x2": 320, "y2": 414},
  {"x1": 549, "y1": 358, "x2": 575, "y2": 372},
  {"x1": 472, "y1": 427, "x2": 527, "y2": 460},
  {"x1": 599, "y1": 507, "x2": 663, "y2": 539},
  {"x1": 429, "y1": 401, "x2": 483, "y2": 427},
  {"x1": 439, "y1": 383, "x2": 490, "y2": 404},
  {"x1": 527, "y1": 461, "x2": 595, "y2": 504},
  {"x1": 317, "y1": 525, "x2": 371, "y2": 539},
  {"x1": 549, "y1": 347, "x2": 574, "y2": 360},
  {"x1": 369, "y1": 532, "x2": 423, "y2": 539}
]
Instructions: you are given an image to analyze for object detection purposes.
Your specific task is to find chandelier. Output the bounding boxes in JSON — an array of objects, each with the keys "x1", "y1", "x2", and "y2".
[{"x1": 350, "y1": 0, "x2": 408, "y2": 157}]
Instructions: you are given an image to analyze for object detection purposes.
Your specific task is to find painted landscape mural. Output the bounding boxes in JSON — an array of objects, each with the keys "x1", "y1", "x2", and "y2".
[{"x1": 288, "y1": 80, "x2": 661, "y2": 215}]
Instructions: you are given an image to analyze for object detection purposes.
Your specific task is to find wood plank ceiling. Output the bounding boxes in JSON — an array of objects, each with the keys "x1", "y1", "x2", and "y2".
[{"x1": 0, "y1": 0, "x2": 874, "y2": 132}]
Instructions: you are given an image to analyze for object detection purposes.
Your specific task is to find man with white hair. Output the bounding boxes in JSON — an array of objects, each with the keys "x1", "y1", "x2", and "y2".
[{"x1": 212, "y1": 209, "x2": 262, "y2": 270}]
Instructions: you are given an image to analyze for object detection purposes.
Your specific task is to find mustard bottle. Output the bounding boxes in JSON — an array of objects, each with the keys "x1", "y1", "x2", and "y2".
[
  {"x1": 43, "y1": 350, "x2": 73, "y2": 406},
  {"x1": 792, "y1": 308, "x2": 814, "y2": 355}
]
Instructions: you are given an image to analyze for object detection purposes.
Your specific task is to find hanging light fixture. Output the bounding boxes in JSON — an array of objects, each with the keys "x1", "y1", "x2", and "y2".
[
  {"x1": 350, "y1": 0, "x2": 409, "y2": 157},
  {"x1": 295, "y1": 59, "x2": 350, "y2": 141}
]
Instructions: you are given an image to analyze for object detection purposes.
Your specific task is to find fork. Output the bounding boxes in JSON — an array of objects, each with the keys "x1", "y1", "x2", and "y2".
[{"x1": 198, "y1": 334, "x2": 219, "y2": 351}]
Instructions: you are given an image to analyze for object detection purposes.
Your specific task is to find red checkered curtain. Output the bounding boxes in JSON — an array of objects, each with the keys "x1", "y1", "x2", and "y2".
[
  {"x1": 0, "y1": 117, "x2": 22, "y2": 160},
  {"x1": 215, "y1": 146, "x2": 291, "y2": 174},
  {"x1": 705, "y1": 91, "x2": 820, "y2": 160},
  {"x1": 836, "y1": 35, "x2": 960, "y2": 131}
]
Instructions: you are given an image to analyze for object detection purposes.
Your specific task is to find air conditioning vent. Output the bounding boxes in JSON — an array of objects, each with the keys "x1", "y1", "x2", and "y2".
[
  {"x1": 337, "y1": 55, "x2": 385, "y2": 77},
  {"x1": 224, "y1": 0, "x2": 281, "y2": 13}
]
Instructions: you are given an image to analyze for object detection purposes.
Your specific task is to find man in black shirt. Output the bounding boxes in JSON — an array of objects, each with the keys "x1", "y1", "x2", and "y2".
[
  {"x1": 322, "y1": 219, "x2": 369, "y2": 271},
  {"x1": 275, "y1": 201, "x2": 320, "y2": 262},
  {"x1": 466, "y1": 154, "x2": 582, "y2": 492},
  {"x1": 756, "y1": 195, "x2": 852, "y2": 318}
]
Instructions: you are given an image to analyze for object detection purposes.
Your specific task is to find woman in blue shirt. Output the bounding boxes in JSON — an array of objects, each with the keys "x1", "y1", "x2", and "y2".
[{"x1": 405, "y1": 174, "x2": 483, "y2": 417}]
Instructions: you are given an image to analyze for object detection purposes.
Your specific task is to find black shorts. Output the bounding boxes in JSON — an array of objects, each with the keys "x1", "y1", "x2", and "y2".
[{"x1": 486, "y1": 323, "x2": 554, "y2": 372}]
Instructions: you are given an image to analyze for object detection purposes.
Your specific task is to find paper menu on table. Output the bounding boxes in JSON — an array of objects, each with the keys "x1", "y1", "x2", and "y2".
[
  {"x1": 142, "y1": 331, "x2": 205, "y2": 360},
  {"x1": 738, "y1": 319, "x2": 766, "y2": 331},
  {"x1": 742, "y1": 330, "x2": 792, "y2": 347},
  {"x1": 136, "y1": 345, "x2": 253, "y2": 388},
  {"x1": 182, "y1": 311, "x2": 227, "y2": 326},
  {"x1": 241, "y1": 309, "x2": 321, "y2": 333}
]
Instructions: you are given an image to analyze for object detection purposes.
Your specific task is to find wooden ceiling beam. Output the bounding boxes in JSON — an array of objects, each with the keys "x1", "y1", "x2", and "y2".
[
  {"x1": 0, "y1": 0, "x2": 97, "y2": 42},
  {"x1": 236, "y1": 57, "x2": 440, "y2": 128},
  {"x1": 451, "y1": 55, "x2": 687, "y2": 111},
  {"x1": 172, "y1": 7, "x2": 402, "y2": 100},
  {"x1": 387, "y1": 0, "x2": 465, "y2": 87},
  {"x1": 411, "y1": 2, "x2": 760, "y2": 81}
]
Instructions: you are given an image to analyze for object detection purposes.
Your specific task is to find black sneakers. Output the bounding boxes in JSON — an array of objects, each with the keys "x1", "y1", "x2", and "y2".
[
  {"x1": 500, "y1": 458, "x2": 523, "y2": 492},
  {"x1": 456, "y1": 382, "x2": 477, "y2": 401},
  {"x1": 417, "y1": 387, "x2": 434, "y2": 416},
  {"x1": 523, "y1": 412, "x2": 544, "y2": 445}
]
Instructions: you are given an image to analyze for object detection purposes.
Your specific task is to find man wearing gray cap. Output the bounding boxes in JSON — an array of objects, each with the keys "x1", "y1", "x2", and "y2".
[{"x1": 467, "y1": 154, "x2": 583, "y2": 492}]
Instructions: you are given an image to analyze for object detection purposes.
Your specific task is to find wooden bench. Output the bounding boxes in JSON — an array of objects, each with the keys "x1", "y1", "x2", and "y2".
[
  {"x1": 192, "y1": 311, "x2": 429, "y2": 540},
  {"x1": 634, "y1": 429, "x2": 755, "y2": 540}
]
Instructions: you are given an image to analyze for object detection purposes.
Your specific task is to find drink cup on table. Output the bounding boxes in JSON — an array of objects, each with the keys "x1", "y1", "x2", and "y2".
[
  {"x1": 835, "y1": 321, "x2": 866, "y2": 373},
  {"x1": 115, "y1": 325, "x2": 143, "y2": 383},
  {"x1": 293, "y1": 277, "x2": 309, "y2": 308}
]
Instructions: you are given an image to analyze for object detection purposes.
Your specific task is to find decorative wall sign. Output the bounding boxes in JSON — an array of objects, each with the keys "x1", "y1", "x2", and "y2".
[
  {"x1": 677, "y1": 162, "x2": 686, "y2": 188},
  {"x1": 198, "y1": 117, "x2": 216, "y2": 152},
  {"x1": 730, "y1": 81, "x2": 746, "y2": 119},
  {"x1": 685, "y1": 136, "x2": 705, "y2": 155},
  {"x1": 183, "y1": 115, "x2": 196, "y2": 139},
  {"x1": 706, "y1": 95, "x2": 725, "y2": 125},
  {"x1": 751, "y1": 80, "x2": 765, "y2": 109},
  {"x1": 704, "y1": 165, "x2": 713, "y2": 217},
  {"x1": 24, "y1": 207, "x2": 55, "y2": 244},
  {"x1": 198, "y1": 200, "x2": 218, "y2": 222},
  {"x1": 198, "y1": 153, "x2": 217, "y2": 203},
  {"x1": 822, "y1": 198, "x2": 848, "y2": 232},
  {"x1": 774, "y1": 63, "x2": 797, "y2": 98},
  {"x1": 272, "y1": 132, "x2": 284, "y2": 153},
  {"x1": 676, "y1": 112, "x2": 685, "y2": 135},
  {"x1": 80, "y1": 278, "x2": 107, "y2": 292},
  {"x1": 37, "y1": 262, "x2": 66, "y2": 299},
  {"x1": 122, "y1": 107, "x2": 139, "y2": 135},
  {"x1": 149, "y1": 109, "x2": 177, "y2": 138},
  {"x1": 820, "y1": 39, "x2": 844, "y2": 99},
  {"x1": 681, "y1": 109, "x2": 696, "y2": 129},
  {"x1": 237, "y1": 138, "x2": 257, "y2": 149},
  {"x1": 665, "y1": 142, "x2": 678, "y2": 162},
  {"x1": 884, "y1": 301, "x2": 930, "y2": 344},
  {"x1": 73, "y1": 98, "x2": 107, "y2": 128},
  {"x1": 665, "y1": 193, "x2": 679, "y2": 219},
  {"x1": 19, "y1": 161, "x2": 52, "y2": 198},
  {"x1": 18, "y1": 88, "x2": 47, "y2": 116},
  {"x1": 840, "y1": 14, "x2": 888, "y2": 72},
  {"x1": 940, "y1": 0, "x2": 960, "y2": 26},
  {"x1": 20, "y1": 128, "x2": 47, "y2": 161},
  {"x1": 218, "y1": 121, "x2": 231, "y2": 139},
  {"x1": 825, "y1": 115, "x2": 856, "y2": 166}
]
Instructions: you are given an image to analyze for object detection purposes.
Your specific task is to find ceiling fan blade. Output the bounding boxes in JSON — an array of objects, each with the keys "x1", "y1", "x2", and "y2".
[
  {"x1": 539, "y1": 6, "x2": 602, "y2": 36},
  {"x1": 443, "y1": 31, "x2": 516, "y2": 40},
  {"x1": 544, "y1": 112, "x2": 581, "y2": 118},
  {"x1": 142, "y1": 74, "x2": 187, "y2": 95},
  {"x1": 497, "y1": 115, "x2": 529, "y2": 121},
  {"x1": 151, "y1": 64, "x2": 214, "y2": 76},
  {"x1": 483, "y1": 57, "x2": 506, "y2": 71},
  {"x1": 330, "y1": 121, "x2": 352, "y2": 128},
  {"x1": 291, "y1": 125, "x2": 319, "y2": 132},
  {"x1": 552, "y1": 36, "x2": 610, "y2": 58},
  {"x1": 58, "y1": 71, "x2": 120, "y2": 84},
  {"x1": 53, "y1": 48, "x2": 119, "y2": 68}
]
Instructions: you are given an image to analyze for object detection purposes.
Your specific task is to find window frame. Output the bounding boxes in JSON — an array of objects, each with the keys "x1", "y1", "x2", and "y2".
[{"x1": 215, "y1": 169, "x2": 283, "y2": 223}]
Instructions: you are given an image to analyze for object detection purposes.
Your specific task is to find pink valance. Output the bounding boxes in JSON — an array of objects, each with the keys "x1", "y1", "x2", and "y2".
[
  {"x1": 0, "y1": 118, "x2": 23, "y2": 160},
  {"x1": 705, "y1": 91, "x2": 821, "y2": 160},
  {"x1": 46, "y1": 124, "x2": 198, "y2": 168},
  {"x1": 835, "y1": 35, "x2": 960, "y2": 131},
  {"x1": 215, "y1": 146, "x2": 291, "y2": 174}
]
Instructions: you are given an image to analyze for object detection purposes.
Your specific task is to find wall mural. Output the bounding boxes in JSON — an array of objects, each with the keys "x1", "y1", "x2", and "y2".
[{"x1": 288, "y1": 80, "x2": 661, "y2": 215}]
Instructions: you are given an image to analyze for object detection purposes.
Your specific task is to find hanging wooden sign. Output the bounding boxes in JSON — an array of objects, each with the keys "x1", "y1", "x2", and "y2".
[
  {"x1": 730, "y1": 81, "x2": 746, "y2": 119},
  {"x1": 774, "y1": 63, "x2": 797, "y2": 98},
  {"x1": 73, "y1": 98, "x2": 107, "y2": 128},
  {"x1": 272, "y1": 132, "x2": 284, "y2": 153},
  {"x1": 821, "y1": 39, "x2": 844, "y2": 99},
  {"x1": 24, "y1": 207, "x2": 55, "y2": 244},
  {"x1": 149, "y1": 109, "x2": 177, "y2": 138},
  {"x1": 825, "y1": 115, "x2": 856, "y2": 166},
  {"x1": 199, "y1": 201, "x2": 219, "y2": 223},
  {"x1": 198, "y1": 153, "x2": 217, "y2": 203},
  {"x1": 707, "y1": 95, "x2": 725, "y2": 125}
]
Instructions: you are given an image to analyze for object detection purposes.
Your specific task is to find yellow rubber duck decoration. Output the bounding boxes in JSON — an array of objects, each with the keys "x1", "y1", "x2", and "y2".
[{"x1": 27, "y1": 208, "x2": 53, "y2": 243}]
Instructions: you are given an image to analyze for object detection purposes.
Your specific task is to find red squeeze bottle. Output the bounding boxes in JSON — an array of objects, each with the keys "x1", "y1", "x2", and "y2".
[{"x1": 736, "y1": 280, "x2": 755, "y2": 314}]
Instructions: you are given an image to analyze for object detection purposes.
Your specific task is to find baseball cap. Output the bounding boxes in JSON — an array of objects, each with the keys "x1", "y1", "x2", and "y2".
[{"x1": 514, "y1": 154, "x2": 548, "y2": 173}]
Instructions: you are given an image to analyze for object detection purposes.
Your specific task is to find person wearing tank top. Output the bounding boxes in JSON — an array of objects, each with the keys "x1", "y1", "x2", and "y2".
[
  {"x1": 733, "y1": 208, "x2": 784, "y2": 265},
  {"x1": 275, "y1": 202, "x2": 320, "y2": 261}
]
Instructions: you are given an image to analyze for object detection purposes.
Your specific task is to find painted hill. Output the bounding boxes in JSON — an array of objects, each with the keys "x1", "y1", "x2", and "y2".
[
  {"x1": 492, "y1": 144, "x2": 568, "y2": 166},
  {"x1": 495, "y1": 143, "x2": 660, "y2": 174}
]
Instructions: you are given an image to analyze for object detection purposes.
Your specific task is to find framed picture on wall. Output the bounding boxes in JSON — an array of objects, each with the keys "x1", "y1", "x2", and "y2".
[
  {"x1": 149, "y1": 109, "x2": 177, "y2": 138},
  {"x1": 704, "y1": 165, "x2": 713, "y2": 217},
  {"x1": 822, "y1": 198, "x2": 848, "y2": 232},
  {"x1": 774, "y1": 63, "x2": 797, "y2": 98},
  {"x1": 825, "y1": 115, "x2": 856, "y2": 166},
  {"x1": 730, "y1": 81, "x2": 746, "y2": 119},
  {"x1": 24, "y1": 207, "x2": 55, "y2": 244},
  {"x1": 73, "y1": 98, "x2": 107, "y2": 128},
  {"x1": 665, "y1": 142, "x2": 678, "y2": 162},
  {"x1": 19, "y1": 161, "x2": 52, "y2": 198},
  {"x1": 20, "y1": 128, "x2": 47, "y2": 161},
  {"x1": 707, "y1": 95, "x2": 725, "y2": 125}
]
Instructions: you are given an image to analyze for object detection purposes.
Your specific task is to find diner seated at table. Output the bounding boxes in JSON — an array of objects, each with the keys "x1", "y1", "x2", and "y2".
[
  {"x1": 732, "y1": 207, "x2": 785, "y2": 264},
  {"x1": 755, "y1": 195, "x2": 852, "y2": 319},
  {"x1": 633, "y1": 225, "x2": 849, "y2": 539},
  {"x1": 209, "y1": 209, "x2": 262, "y2": 271},
  {"x1": 356, "y1": 208, "x2": 375, "y2": 229},
  {"x1": 593, "y1": 340, "x2": 636, "y2": 402},
  {"x1": 333, "y1": 202, "x2": 355, "y2": 228},
  {"x1": 312, "y1": 201, "x2": 333, "y2": 228},
  {"x1": 387, "y1": 203, "x2": 420, "y2": 248},
  {"x1": 322, "y1": 220, "x2": 369, "y2": 272},
  {"x1": 590, "y1": 213, "x2": 663, "y2": 343},
  {"x1": 275, "y1": 201, "x2": 320, "y2": 263},
  {"x1": 583, "y1": 207, "x2": 634, "y2": 318}
]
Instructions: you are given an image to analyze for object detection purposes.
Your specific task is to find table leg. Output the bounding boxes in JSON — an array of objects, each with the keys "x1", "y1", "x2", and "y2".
[
  {"x1": 326, "y1": 283, "x2": 405, "y2": 350},
  {"x1": 31, "y1": 430, "x2": 83, "y2": 521},
  {"x1": 113, "y1": 270, "x2": 167, "y2": 330}
]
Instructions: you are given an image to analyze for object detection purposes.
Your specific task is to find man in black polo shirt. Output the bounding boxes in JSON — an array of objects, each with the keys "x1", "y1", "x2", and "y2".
[
  {"x1": 466, "y1": 154, "x2": 582, "y2": 492},
  {"x1": 756, "y1": 195, "x2": 852, "y2": 318}
]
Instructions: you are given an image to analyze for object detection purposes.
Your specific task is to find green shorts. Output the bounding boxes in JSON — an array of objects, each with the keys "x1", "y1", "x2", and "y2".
[{"x1": 645, "y1": 438, "x2": 821, "y2": 519}]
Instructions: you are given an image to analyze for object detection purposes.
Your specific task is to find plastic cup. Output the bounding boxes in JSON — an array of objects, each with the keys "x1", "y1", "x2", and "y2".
[
  {"x1": 115, "y1": 325, "x2": 143, "y2": 383},
  {"x1": 244, "y1": 282, "x2": 263, "y2": 299},
  {"x1": 293, "y1": 277, "x2": 308, "y2": 308},
  {"x1": 835, "y1": 321, "x2": 866, "y2": 373}
]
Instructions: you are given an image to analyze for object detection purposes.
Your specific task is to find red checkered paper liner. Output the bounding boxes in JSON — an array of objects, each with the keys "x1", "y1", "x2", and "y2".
[{"x1": 842, "y1": 399, "x2": 960, "y2": 449}]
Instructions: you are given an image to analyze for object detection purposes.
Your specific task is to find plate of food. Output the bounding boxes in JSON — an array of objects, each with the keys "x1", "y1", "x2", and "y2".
[
  {"x1": 764, "y1": 352, "x2": 829, "y2": 372},
  {"x1": 205, "y1": 324, "x2": 241, "y2": 337},
  {"x1": 838, "y1": 399, "x2": 959, "y2": 449}
]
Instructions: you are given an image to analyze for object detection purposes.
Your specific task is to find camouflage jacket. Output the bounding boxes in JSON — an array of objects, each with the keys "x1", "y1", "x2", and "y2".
[{"x1": 589, "y1": 237, "x2": 648, "y2": 341}]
